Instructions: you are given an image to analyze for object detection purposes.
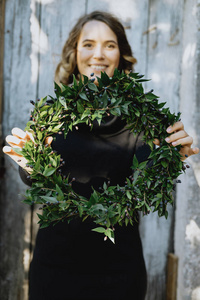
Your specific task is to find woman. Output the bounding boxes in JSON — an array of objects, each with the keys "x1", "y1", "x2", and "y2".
[{"x1": 3, "y1": 11, "x2": 199, "y2": 300}]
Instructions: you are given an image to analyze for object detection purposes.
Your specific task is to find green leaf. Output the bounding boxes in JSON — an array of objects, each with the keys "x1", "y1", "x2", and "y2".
[
  {"x1": 92, "y1": 227, "x2": 106, "y2": 233},
  {"x1": 40, "y1": 222, "x2": 51, "y2": 229},
  {"x1": 88, "y1": 82, "x2": 98, "y2": 92},
  {"x1": 132, "y1": 170, "x2": 140, "y2": 183},
  {"x1": 34, "y1": 158, "x2": 41, "y2": 172},
  {"x1": 54, "y1": 82, "x2": 61, "y2": 94},
  {"x1": 83, "y1": 75, "x2": 88, "y2": 85},
  {"x1": 40, "y1": 196, "x2": 57, "y2": 203},
  {"x1": 78, "y1": 76, "x2": 83, "y2": 89},
  {"x1": 40, "y1": 110, "x2": 47, "y2": 118},
  {"x1": 73, "y1": 74, "x2": 78, "y2": 88},
  {"x1": 91, "y1": 204, "x2": 107, "y2": 213},
  {"x1": 158, "y1": 102, "x2": 166, "y2": 108},
  {"x1": 110, "y1": 107, "x2": 121, "y2": 116},
  {"x1": 135, "y1": 110, "x2": 140, "y2": 117},
  {"x1": 56, "y1": 184, "x2": 64, "y2": 201},
  {"x1": 132, "y1": 155, "x2": 139, "y2": 169},
  {"x1": 77, "y1": 100, "x2": 84, "y2": 113},
  {"x1": 40, "y1": 105, "x2": 50, "y2": 112},
  {"x1": 59, "y1": 96, "x2": 67, "y2": 109},
  {"x1": 126, "y1": 191, "x2": 132, "y2": 200},
  {"x1": 105, "y1": 228, "x2": 115, "y2": 244},
  {"x1": 49, "y1": 156, "x2": 57, "y2": 167},
  {"x1": 100, "y1": 72, "x2": 110, "y2": 85},
  {"x1": 101, "y1": 91, "x2": 108, "y2": 108},
  {"x1": 49, "y1": 107, "x2": 54, "y2": 115},
  {"x1": 89, "y1": 190, "x2": 99, "y2": 205},
  {"x1": 138, "y1": 161, "x2": 147, "y2": 169},
  {"x1": 161, "y1": 161, "x2": 168, "y2": 168},
  {"x1": 12, "y1": 147, "x2": 22, "y2": 155},
  {"x1": 37, "y1": 131, "x2": 43, "y2": 141},
  {"x1": 103, "y1": 182, "x2": 107, "y2": 190},
  {"x1": 59, "y1": 202, "x2": 70, "y2": 211},
  {"x1": 43, "y1": 167, "x2": 56, "y2": 176},
  {"x1": 78, "y1": 205, "x2": 84, "y2": 217},
  {"x1": 79, "y1": 92, "x2": 89, "y2": 101},
  {"x1": 38, "y1": 96, "x2": 47, "y2": 108},
  {"x1": 145, "y1": 93, "x2": 159, "y2": 100},
  {"x1": 121, "y1": 104, "x2": 129, "y2": 115},
  {"x1": 51, "y1": 123, "x2": 63, "y2": 133},
  {"x1": 81, "y1": 109, "x2": 91, "y2": 120},
  {"x1": 23, "y1": 199, "x2": 33, "y2": 205},
  {"x1": 156, "y1": 193, "x2": 162, "y2": 198}
]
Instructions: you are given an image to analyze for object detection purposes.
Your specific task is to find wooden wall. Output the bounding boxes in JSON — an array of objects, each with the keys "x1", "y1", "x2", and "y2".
[{"x1": 0, "y1": 0, "x2": 200, "y2": 299}]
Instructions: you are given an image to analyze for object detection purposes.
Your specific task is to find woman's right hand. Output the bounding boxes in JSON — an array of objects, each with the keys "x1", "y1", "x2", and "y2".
[{"x1": 3, "y1": 127, "x2": 53, "y2": 173}]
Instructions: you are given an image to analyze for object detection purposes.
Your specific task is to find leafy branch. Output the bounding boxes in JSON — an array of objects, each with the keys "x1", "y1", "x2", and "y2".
[{"x1": 21, "y1": 70, "x2": 187, "y2": 243}]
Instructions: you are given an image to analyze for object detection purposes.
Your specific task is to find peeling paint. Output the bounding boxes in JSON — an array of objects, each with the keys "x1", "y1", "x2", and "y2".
[
  {"x1": 191, "y1": 287, "x2": 200, "y2": 300},
  {"x1": 186, "y1": 220, "x2": 200, "y2": 248}
]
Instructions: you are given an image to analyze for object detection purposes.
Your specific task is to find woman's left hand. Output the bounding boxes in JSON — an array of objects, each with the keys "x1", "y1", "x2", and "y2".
[{"x1": 154, "y1": 121, "x2": 199, "y2": 160}]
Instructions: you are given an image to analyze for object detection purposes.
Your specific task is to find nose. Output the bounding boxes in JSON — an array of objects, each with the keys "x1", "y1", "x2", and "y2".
[{"x1": 93, "y1": 45, "x2": 104, "y2": 59}]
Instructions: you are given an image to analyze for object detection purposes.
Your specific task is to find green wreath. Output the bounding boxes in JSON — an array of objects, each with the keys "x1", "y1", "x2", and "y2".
[{"x1": 16, "y1": 70, "x2": 186, "y2": 243}]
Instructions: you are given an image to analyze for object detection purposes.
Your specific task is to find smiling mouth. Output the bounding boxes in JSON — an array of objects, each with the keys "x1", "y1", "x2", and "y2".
[{"x1": 90, "y1": 65, "x2": 108, "y2": 71}]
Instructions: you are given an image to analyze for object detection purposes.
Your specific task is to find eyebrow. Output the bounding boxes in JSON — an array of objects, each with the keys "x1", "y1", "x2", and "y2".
[{"x1": 82, "y1": 39, "x2": 118, "y2": 44}]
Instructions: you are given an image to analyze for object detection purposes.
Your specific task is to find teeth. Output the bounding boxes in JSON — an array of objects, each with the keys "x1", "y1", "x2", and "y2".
[{"x1": 90, "y1": 65, "x2": 107, "y2": 71}]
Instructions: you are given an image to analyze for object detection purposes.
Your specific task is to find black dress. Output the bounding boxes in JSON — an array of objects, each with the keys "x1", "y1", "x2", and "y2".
[{"x1": 21, "y1": 116, "x2": 150, "y2": 300}]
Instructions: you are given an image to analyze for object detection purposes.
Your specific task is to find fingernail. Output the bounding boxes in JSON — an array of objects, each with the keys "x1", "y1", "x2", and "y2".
[
  {"x1": 167, "y1": 127, "x2": 172, "y2": 133},
  {"x1": 165, "y1": 138, "x2": 170, "y2": 143},
  {"x1": 172, "y1": 142, "x2": 177, "y2": 146}
]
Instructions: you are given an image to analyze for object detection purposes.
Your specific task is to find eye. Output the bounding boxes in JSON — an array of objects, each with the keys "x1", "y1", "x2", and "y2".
[
  {"x1": 83, "y1": 43, "x2": 93, "y2": 48},
  {"x1": 106, "y1": 43, "x2": 117, "y2": 50},
  {"x1": 106, "y1": 41, "x2": 117, "y2": 49}
]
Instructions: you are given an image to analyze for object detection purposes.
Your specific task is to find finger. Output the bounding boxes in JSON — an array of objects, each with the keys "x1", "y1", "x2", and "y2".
[
  {"x1": 5, "y1": 135, "x2": 26, "y2": 148},
  {"x1": 153, "y1": 138, "x2": 160, "y2": 146},
  {"x1": 11, "y1": 127, "x2": 27, "y2": 139},
  {"x1": 3, "y1": 145, "x2": 22, "y2": 157},
  {"x1": 188, "y1": 147, "x2": 200, "y2": 156},
  {"x1": 3, "y1": 146, "x2": 32, "y2": 173},
  {"x1": 165, "y1": 130, "x2": 189, "y2": 145},
  {"x1": 180, "y1": 146, "x2": 199, "y2": 160},
  {"x1": 167, "y1": 121, "x2": 184, "y2": 133},
  {"x1": 12, "y1": 127, "x2": 34, "y2": 142},
  {"x1": 45, "y1": 136, "x2": 53, "y2": 145},
  {"x1": 171, "y1": 136, "x2": 193, "y2": 147}
]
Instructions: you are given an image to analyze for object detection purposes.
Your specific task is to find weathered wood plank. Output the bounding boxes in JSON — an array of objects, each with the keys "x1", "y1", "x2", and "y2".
[
  {"x1": 0, "y1": 0, "x2": 5, "y2": 125},
  {"x1": 38, "y1": 0, "x2": 87, "y2": 97},
  {"x1": 166, "y1": 253, "x2": 178, "y2": 300},
  {"x1": 1, "y1": 0, "x2": 38, "y2": 299},
  {"x1": 175, "y1": 0, "x2": 200, "y2": 299},
  {"x1": 0, "y1": 0, "x2": 5, "y2": 178},
  {"x1": 145, "y1": 0, "x2": 183, "y2": 112},
  {"x1": 139, "y1": 1, "x2": 184, "y2": 299}
]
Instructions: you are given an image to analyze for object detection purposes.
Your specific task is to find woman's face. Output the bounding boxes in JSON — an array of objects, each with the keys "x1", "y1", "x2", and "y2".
[{"x1": 76, "y1": 20, "x2": 120, "y2": 83}]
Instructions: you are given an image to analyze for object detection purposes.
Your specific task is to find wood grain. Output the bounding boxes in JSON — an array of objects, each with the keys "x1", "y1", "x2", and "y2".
[
  {"x1": 1, "y1": 1, "x2": 200, "y2": 299},
  {"x1": 0, "y1": 0, "x2": 5, "y2": 125},
  {"x1": 166, "y1": 253, "x2": 178, "y2": 300}
]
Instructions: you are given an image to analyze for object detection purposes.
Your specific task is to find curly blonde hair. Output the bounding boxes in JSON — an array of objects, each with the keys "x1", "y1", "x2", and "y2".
[{"x1": 55, "y1": 11, "x2": 137, "y2": 85}]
